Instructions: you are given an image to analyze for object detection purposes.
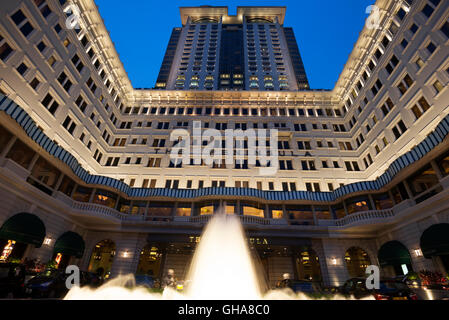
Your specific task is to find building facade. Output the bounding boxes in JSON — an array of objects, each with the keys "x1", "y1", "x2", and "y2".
[{"x1": 0, "y1": 0, "x2": 448, "y2": 287}]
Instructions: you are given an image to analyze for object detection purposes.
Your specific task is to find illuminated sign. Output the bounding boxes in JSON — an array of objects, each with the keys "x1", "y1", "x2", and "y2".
[
  {"x1": 189, "y1": 236, "x2": 268, "y2": 245},
  {"x1": 55, "y1": 253, "x2": 62, "y2": 266},
  {"x1": 0, "y1": 240, "x2": 16, "y2": 261}
]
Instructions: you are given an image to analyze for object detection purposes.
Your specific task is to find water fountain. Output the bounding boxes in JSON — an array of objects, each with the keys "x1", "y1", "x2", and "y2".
[{"x1": 65, "y1": 213, "x2": 366, "y2": 300}]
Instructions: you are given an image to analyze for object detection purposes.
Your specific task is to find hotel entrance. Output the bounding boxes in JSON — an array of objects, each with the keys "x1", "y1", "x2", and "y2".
[
  {"x1": 0, "y1": 213, "x2": 46, "y2": 263},
  {"x1": 295, "y1": 249, "x2": 322, "y2": 282},
  {"x1": 88, "y1": 240, "x2": 116, "y2": 279},
  {"x1": 137, "y1": 245, "x2": 163, "y2": 277}
]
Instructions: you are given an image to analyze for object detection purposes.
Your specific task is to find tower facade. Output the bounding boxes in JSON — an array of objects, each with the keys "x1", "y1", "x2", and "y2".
[{"x1": 155, "y1": 6, "x2": 309, "y2": 91}]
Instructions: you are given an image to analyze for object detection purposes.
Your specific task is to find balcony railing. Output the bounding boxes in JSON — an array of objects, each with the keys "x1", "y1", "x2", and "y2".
[
  {"x1": 332, "y1": 209, "x2": 395, "y2": 227},
  {"x1": 52, "y1": 193, "x2": 397, "y2": 228},
  {"x1": 71, "y1": 201, "x2": 127, "y2": 220}
]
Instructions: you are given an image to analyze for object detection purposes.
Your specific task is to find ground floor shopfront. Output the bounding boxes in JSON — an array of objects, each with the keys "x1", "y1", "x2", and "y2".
[{"x1": 1, "y1": 203, "x2": 448, "y2": 288}]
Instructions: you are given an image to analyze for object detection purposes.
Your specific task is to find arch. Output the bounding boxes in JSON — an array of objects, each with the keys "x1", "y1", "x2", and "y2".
[
  {"x1": 345, "y1": 247, "x2": 371, "y2": 278},
  {"x1": 295, "y1": 248, "x2": 322, "y2": 282},
  {"x1": 420, "y1": 223, "x2": 449, "y2": 259},
  {"x1": 378, "y1": 240, "x2": 412, "y2": 276},
  {"x1": 0, "y1": 212, "x2": 46, "y2": 247},
  {"x1": 87, "y1": 239, "x2": 116, "y2": 278},
  {"x1": 53, "y1": 231, "x2": 85, "y2": 258},
  {"x1": 378, "y1": 241, "x2": 411, "y2": 266},
  {"x1": 136, "y1": 244, "x2": 164, "y2": 277}
]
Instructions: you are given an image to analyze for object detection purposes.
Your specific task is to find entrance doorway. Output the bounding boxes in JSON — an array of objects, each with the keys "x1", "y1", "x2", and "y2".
[
  {"x1": 295, "y1": 249, "x2": 322, "y2": 282},
  {"x1": 345, "y1": 247, "x2": 371, "y2": 277},
  {"x1": 0, "y1": 239, "x2": 28, "y2": 262},
  {"x1": 137, "y1": 245, "x2": 163, "y2": 277},
  {"x1": 88, "y1": 240, "x2": 116, "y2": 279}
]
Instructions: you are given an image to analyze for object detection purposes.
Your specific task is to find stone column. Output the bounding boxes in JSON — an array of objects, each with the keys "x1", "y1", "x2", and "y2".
[
  {"x1": 430, "y1": 160, "x2": 443, "y2": 180},
  {"x1": 110, "y1": 235, "x2": 141, "y2": 277},
  {"x1": 320, "y1": 239, "x2": 350, "y2": 287},
  {"x1": 0, "y1": 136, "x2": 17, "y2": 158}
]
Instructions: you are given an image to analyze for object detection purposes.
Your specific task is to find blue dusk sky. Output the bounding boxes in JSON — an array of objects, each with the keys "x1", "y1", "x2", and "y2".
[{"x1": 94, "y1": 0, "x2": 375, "y2": 90}]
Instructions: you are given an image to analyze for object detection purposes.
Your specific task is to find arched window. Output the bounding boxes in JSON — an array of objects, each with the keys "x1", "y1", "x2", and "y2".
[
  {"x1": 345, "y1": 247, "x2": 371, "y2": 277},
  {"x1": 88, "y1": 239, "x2": 116, "y2": 279}
]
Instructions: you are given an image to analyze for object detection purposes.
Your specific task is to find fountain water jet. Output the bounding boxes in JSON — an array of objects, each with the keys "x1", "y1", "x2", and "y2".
[{"x1": 186, "y1": 214, "x2": 262, "y2": 299}]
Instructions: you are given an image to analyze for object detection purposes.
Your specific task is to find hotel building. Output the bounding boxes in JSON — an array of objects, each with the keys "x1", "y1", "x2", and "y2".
[{"x1": 0, "y1": 0, "x2": 448, "y2": 287}]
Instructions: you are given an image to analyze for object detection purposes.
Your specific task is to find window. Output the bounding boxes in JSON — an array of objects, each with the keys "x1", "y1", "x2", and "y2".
[
  {"x1": 86, "y1": 77, "x2": 97, "y2": 94},
  {"x1": 371, "y1": 79, "x2": 383, "y2": 97},
  {"x1": 279, "y1": 160, "x2": 293, "y2": 170},
  {"x1": 441, "y1": 20, "x2": 449, "y2": 39},
  {"x1": 421, "y1": 1, "x2": 438, "y2": 18},
  {"x1": 294, "y1": 124, "x2": 307, "y2": 132},
  {"x1": 396, "y1": 8, "x2": 406, "y2": 20},
  {"x1": 34, "y1": 0, "x2": 53, "y2": 18},
  {"x1": 0, "y1": 36, "x2": 13, "y2": 61},
  {"x1": 381, "y1": 98, "x2": 394, "y2": 117},
  {"x1": 152, "y1": 139, "x2": 166, "y2": 148},
  {"x1": 385, "y1": 55, "x2": 399, "y2": 75},
  {"x1": 11, "y1": 10, "x2": 34, "y2": 38},
  {"x1": 339, "y1": 141, "x2": 353, "y2": 151},
  {"x1": 71, "y1": 54, "x2": 84, "y2": 73},
  {"x1": 47, "y1": 55, "x2": 56, "y2": 68},
  {"x1": 392, "y1": 120, "x2": 408, "y2": 140},
  {"x1": 433, "y1": 80, "x2": 443, "y2": 94},
  {"x1": 36, "y1": 41, "x2": 46, "y2": 53},
  {"x1": 16, "y1": 62, "x2": 28, "y2": 75},
  {"x1": 411, "y1": 97, "x2": 431, "y2": 119},
  {"x1": 57, "y1": 71, "x2": 72, "y2": 93},
  {"x1": 397, "y1": 74, "x2": 414, "y2": 95},
  {"x1": 400, "y1": 38, "x2": 409, "y2": 49},
  {"x1": 426, "y1": 42, "x2": 437, "y2": 55},
  {"x1": 41, "y1": 93, "x2": 59, "y2": 115},
  {"x1": 75, "y1": 95, "x2": 87, "y2": 113},
  {"x1": 345, "y1": 161, "x2": 360, "y2": 172},
  {"x1": 416, "y1": 57, "x2": 424, "y2": 69},
  {"x1": 301, "y1": 160, "x2": 316, "y2": 171},
  {"x1": 29, "y1": 77, "x2": 40, "y2": 90}
]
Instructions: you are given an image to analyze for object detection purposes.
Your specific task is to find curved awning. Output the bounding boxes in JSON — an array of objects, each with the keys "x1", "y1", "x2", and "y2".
[
  {"x1": 53, "y1": 232, "x2": 85, "y2": 258},
  {"x1": 378, "y1": 241, "x2": 411, "y2": 266},
  {"x1": 420, "y1": 223, "x2": 449, "y2": 259},
  {"x1": 0, "y1": 213, "x2": 46, "y2": 248}
]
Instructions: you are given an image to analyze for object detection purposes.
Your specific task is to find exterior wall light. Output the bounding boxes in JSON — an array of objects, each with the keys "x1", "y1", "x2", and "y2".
[
  {"x1": 330, "y1": 258, "x2": 338, "y2": 265},
  {"x1": 414, "y1": 249, "x2": 423, "y2": 257},
  {"x1": 123, "y1": 250, "x2": 130, "y2": 258},
  {"x1": 43, "y1": 238, "x2": 52, "y2": 246}
]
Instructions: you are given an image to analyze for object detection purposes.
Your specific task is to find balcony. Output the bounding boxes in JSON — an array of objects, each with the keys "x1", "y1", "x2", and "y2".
[
  {"x1": 52, "y1": 190, "x2": 399, "y2": 228},
  {"x1": 177, "y1": 215, "x2": 287, "y2": 226},
  {"x1": 329, "y1": 209, "x2": 395, "y2": 227}
]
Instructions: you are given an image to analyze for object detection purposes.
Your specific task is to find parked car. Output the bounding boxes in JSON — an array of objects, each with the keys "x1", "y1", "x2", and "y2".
[
  {"x1": 80, "y1": 271, "x2": 103, "y2": 288},
  {"x1": 0, "y1": 263, "x2": 26, "y2": 298},
  {"x1": 290, "y1": 281, "x2": 323, "y2": 295},
  {"x1": 276, "y1": 279, "x2": 324, "y2": 297},
  {"x1": 339, "y1": 277, "x2": 419, "y2": 300},
  {"x1": 24, "y1": 269, "x2": 69, "y2": 299},
  {"x1": 134, "y1": 274, "x2": 155, "y2": 289}
]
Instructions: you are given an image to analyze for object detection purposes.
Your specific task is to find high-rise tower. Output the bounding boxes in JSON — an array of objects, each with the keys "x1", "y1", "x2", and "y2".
[{"x1": 155, "y1": 6, "x2": 310, "y2": 91}]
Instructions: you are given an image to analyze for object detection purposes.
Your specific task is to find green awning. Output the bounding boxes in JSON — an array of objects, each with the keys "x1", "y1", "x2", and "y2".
[
  {"x1": 420, "y1": 223, "x2": 449, "y2": 259},
  {"x1": 0, "y1": 213, "x2": 46, "y2": 248},
  {"x1": 378, "y1": 240, "x2": 411, "y2": 266},
  {"x1": 53, "y1": 232, "x2": 85, "y2": 258}
]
